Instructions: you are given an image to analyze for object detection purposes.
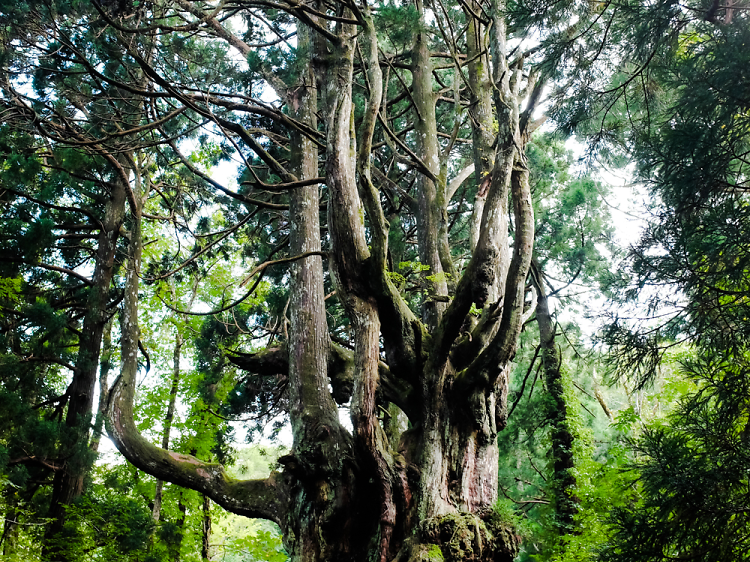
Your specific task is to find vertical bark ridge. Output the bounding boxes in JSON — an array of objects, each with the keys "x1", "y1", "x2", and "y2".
[
  {"x1": 90, "y1": 316, "x2": 114, "y2": 454},
  {"x1": 350, "y1": 300, "x2": 400, "y2": 562},
  {"x1": 412, "y1": 3, "x2": 449, "y2": 329},
  {"x1": 201, "y1": 495, "x2": 212, "y2": 561},
  {"x1": 288, "y1": 20, "x2": 342, "y2": 450},
  {"x1": 466, "y1": 4, "x2": 495, "y2": 254}
]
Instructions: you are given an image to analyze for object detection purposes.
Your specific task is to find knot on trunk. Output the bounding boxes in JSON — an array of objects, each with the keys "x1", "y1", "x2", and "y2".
[
  {"x1": 408, "y1": 511, "x2": 519, "y2": 562},
  {"x1": 279, "y1": 424, "x2": 350, "y2": 481},
  {"x1": 471, "y1": 246, "x2": 500, "y2": 308}
]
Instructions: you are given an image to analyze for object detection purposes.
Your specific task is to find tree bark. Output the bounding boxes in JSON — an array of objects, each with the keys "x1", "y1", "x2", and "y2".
[
  {"x1": 201, "y1": 495, "x2": 212, "y2": 561},
  {"x1": 412, "y1": 0, "x2": 449, "y2": 328}
]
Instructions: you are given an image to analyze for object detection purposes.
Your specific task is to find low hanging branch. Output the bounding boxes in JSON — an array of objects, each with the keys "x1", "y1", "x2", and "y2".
[{"x1": 107, "y1": 195, "x2": 286, "y2": 525}]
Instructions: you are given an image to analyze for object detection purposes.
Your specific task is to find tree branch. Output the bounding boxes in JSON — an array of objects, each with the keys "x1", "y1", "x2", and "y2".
[{"x1": 107, "y1": 184, "x2": 285, "y2": 525}]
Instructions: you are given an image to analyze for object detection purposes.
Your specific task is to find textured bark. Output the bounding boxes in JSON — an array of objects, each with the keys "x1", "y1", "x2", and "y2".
[
  {"x1": 322, "y1": 18, "x2": 410, "y2": 561},
  {"x1": 201, "y1": 495, "x2": 212, "y2": 561},
  {"x1": 281, "y1": 17, "x2": 360, "y2": 561},
  {"x1": 412, "y1": 1, "x2": 449, "y2": 328},
  {"x1": 466, "y1": 0, "x2": 495, "y2": 255}
]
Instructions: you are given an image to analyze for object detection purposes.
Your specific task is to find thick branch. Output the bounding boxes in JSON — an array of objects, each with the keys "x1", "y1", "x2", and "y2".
[
  {"x1": 228, "y1": 342, "x2": 417, "y2": 418},
  {"x1": 107, "y1": 190, "x2": 285, "y2": 526},
  {"x1": 458, "y1": 160, "x2": 535, "y2": 392}
]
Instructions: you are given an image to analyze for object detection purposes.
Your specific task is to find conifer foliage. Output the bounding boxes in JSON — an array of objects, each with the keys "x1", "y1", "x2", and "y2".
[
  {"x1": 0, "y1": 0, "x2": 746, "y2": 560},
  {"x1": 572, "y1": 5, "x2": 750, "y2": 561}
]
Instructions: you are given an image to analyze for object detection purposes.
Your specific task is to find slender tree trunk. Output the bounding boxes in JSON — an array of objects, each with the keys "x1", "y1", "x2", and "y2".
[
  {"x1": 44, "y1": 173, "x2": 127, "y2": 561},
  {"x1": 153, "y1": 280, "x2": 197, "y2": 524},
  {"x1": 201, "y1": 495, "x2": 212, "y2": 561},
  {"x1": 532, "y1": 264, "x2": 578, "y2": 535},
  {"x1": 1, "y1": 497, "x2": 19, "y2": 557},
  {"x1": 171, "y1": 491, "x2": 187, "y2": 562},
  {"x1": 593, "y1": 369, "x2": 614, "y2": 421},
  {"x1": 90, "y1": 317, "x2": 114, "y2": 454},
  {"x1": 152, "y1": 329, "x2": 182, "y2": 524}
]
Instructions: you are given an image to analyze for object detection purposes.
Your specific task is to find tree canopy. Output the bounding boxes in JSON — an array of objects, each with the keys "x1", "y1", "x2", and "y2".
[{"x1": 0, "y1": 0, "x2": 748, "y2": 561}]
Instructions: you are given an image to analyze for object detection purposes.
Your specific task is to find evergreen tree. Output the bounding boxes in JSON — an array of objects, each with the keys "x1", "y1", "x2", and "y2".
[
  {"x1": 0, "y1": 0, "x2": 699, "y2": 561},
  {"x1": 561, "y1": 3, "x2": 750, "y2": 560}
]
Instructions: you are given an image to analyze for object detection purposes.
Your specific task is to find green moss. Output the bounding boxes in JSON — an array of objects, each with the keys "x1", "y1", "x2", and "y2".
[
  {"x1": 427, "y1": 544, "x2": 445, "y2": 560},
  {"x1": 418, "y1": 511, "x2": 520, "y2": 562},
  {"x1": 409, "y1": 544, "x2": 445, "y2": 561}
]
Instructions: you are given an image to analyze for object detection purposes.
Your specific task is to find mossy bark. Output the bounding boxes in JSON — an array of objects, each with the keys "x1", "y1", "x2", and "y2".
[
  {"x1": 532, "y1": 264, "x2": 579, "y2": 535},
  {"x1": 400, "y1": 512, "x2": 520, "y2": 562}
]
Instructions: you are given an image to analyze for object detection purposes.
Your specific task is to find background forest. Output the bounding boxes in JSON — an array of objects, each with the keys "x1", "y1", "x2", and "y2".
[{"x1": 0, "y1": 0, "x2": 748, "y2": 561}]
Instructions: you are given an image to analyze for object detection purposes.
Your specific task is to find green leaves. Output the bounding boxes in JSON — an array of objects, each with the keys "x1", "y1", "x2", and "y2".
[{"x1": 0, "y1": 277, "x2": 21, "y2": 303}]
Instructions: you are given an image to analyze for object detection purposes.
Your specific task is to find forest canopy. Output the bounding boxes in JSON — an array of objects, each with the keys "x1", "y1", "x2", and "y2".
[{"x1": 0, "y1": 0, "x2": 748, "y2": 561}]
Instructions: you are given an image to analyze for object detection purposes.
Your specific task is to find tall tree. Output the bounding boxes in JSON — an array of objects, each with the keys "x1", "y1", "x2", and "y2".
[
  {"x1": 559, "y1": 1, "x2": 750, "y2": 560},
  {"x1": 0, "y1": 0, "x2": 644, "y2": 561}
]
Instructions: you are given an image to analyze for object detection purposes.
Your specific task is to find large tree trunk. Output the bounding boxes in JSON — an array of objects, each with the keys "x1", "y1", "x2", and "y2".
[
  {"x1": 279, "y1": 17, "x2": 364, "y2": 560},
  {"x1": 104, "y1": 1, "x2": 547, "y2": 560}
]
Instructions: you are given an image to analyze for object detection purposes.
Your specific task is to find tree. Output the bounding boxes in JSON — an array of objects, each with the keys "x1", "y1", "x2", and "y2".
[
  {"x1": 491, "y1": 133, "x2": 619, "y2": 560},
  {"x1": 0, "y1": 0, "x2": 643, "y2": 560},
  {"x1": 528, "y1": 134, "x2": 615, "y2": 541},
  {"x1": 559, "y1": 1, "x2": 750, "y2": 559},
  {"x1": 0, "y1": 119, "x2": 128, "y2": 560}
]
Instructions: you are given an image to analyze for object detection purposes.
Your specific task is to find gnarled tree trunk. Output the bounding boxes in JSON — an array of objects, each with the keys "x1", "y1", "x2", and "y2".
[{"x1": 103, "y1": 0, "x2": 549, "y2": 560}]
